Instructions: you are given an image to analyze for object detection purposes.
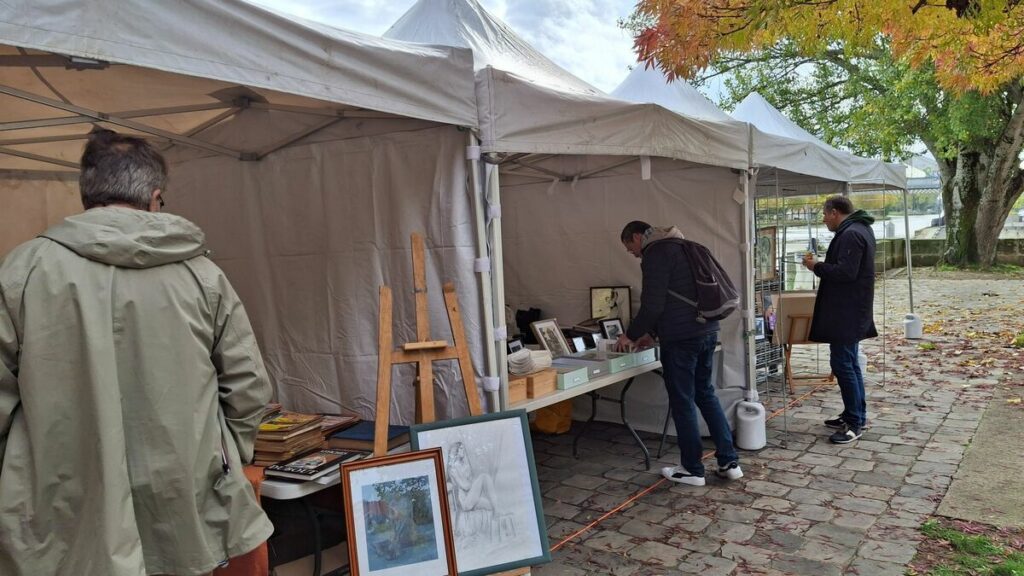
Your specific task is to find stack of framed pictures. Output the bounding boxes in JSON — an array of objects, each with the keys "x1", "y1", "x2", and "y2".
[{"x1": 341, "y1": 411, "x2": 550, "y2": 576}]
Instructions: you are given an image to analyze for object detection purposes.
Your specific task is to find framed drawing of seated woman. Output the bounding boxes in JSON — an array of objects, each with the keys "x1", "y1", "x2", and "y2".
[{"x1": 410, "y1": 410, "x2": 550, "y2": 576}]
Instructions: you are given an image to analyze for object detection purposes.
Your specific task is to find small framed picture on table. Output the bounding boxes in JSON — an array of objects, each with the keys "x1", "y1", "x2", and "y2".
[
  {"x1": 600, "y1": 318, "x2": 624, "y2": 340},
  {"x1": 507, "y1": 336, "x2": 525, "y2": 354},
  {"x1": 529, "y1": 318, "x2": 572, "y2": 358}
]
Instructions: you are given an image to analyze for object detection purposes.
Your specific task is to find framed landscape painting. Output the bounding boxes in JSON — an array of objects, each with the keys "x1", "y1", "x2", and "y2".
[
  {"x1": 410, "y1": 411, "x2": 550, "y2": 576},
  {"x1": 341, "y1": 449, "x2": 457, "y2": 576}
]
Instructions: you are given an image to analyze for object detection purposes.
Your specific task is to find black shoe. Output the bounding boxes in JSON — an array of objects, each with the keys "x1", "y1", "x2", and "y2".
[
  {"x1": 825, "y1": 415, "x2": 869, "y2": 429},
  {"x1": 824, "y1": 415, "x2": 846, "y2": 429},
  {"x1": 829, "y1": 425, "x2": 863, "y2": 444}
]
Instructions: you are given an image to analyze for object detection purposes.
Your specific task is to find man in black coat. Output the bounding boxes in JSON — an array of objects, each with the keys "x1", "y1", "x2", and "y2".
[
  {"x1": 802, "y1": 195, "x2": 878, "y2": 444},
  {"x1": 616, "y1": 221, "x2": 742, "y2": 486}
]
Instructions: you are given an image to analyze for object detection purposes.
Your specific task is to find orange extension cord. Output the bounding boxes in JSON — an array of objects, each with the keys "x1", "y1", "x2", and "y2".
[{"x1": 550, "y1": 382, "x2": 834, "y2": 552}]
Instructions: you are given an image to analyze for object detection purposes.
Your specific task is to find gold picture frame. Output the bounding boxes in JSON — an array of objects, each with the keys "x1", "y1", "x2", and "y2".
[{"x1": 341, "y1": 448, "x2": 458, "y2": 576}]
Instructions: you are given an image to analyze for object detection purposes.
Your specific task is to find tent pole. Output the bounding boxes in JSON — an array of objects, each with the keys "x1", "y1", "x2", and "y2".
[
  {"x1": 901, "y1": 187, "x2": 914, "y2": 313},
  {"x1": 486, "y1": 161, "x2": 510, "y2": 411},
  {"x1": 743, "y1": 169, "x2": 757, "y2": 397},
  {"x1": 468, "y1": 132, "x2": 499, "y2": 413}
]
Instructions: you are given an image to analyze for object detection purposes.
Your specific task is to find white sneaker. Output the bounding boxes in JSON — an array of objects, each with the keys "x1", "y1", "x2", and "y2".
[
  {"x1": 715, "y1": 462, "x2": 743, "y2": 480},
  {"x1": 661, "y1": 466, "x2": 706, "y2": 486}
]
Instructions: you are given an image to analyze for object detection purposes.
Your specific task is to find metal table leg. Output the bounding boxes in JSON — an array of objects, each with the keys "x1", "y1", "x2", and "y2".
[
  {"x1": 571, "y1": 391, "x2": 599, "y2": 459},
  {"x1": 571, "y1": 377, "x2": 651, "y2": 470},
  {"x1": 301, "y1": 499, "x2": 322, "y2": 576},
  {"x1": 618, "y1": 377, "x2": 651, "y2": 470}
]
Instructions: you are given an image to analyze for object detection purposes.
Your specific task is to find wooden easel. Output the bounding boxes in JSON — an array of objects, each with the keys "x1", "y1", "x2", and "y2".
[
  {"x1": 783, "y1": 314, "x2": 834, "y2": 394},
  {"x1": 373, "y1": 233, "x2": 482, "y2": 457}
]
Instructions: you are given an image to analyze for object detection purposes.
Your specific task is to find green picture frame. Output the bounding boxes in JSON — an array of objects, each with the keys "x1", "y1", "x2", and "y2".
[{"x1": 410, "y1": 410, "x2": 551, "y2": 576}]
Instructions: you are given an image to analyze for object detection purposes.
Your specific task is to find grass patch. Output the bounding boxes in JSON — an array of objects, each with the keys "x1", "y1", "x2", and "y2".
[
  {"x1": 1012, "y1": 333, "x2": 1024, "y2": 348},
  {"x1": 935, "y1": 263, "x2": 1024, "y2": 275},
  {"x1": 914, "y1": 519, "x2": 1024, "y2": 575}
]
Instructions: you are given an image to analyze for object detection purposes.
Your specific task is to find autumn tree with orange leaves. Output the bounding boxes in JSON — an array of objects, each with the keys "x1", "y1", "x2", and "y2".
[{"x1": 629, "y1": 0, "x2": 1024, "y2": 267}]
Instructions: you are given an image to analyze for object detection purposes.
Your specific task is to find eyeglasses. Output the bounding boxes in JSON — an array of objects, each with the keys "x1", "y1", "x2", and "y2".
[{"x1": 158, "y1": 197, "x2": 165, "y2": 209}]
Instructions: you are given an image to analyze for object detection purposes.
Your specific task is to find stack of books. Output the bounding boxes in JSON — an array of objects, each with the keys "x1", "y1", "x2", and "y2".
[
  {"x1": 264, "y1": 448, "x2": 364, "y2": 482},
  {"x1": 253, "y1": 412, "x2": 324, "y2": 467}
]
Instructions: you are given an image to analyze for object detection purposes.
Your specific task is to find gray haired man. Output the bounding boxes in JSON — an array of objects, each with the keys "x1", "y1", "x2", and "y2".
[{"x1": 0, "y1": 130, "x2": 272, "y2": 575}]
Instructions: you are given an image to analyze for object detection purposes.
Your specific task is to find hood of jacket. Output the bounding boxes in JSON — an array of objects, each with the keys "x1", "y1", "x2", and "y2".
[
  {"x1": 840, "y1": 209, "x2": 876, "y2": 230},
  {"x1": 640, "y1": 226, "x2": 685, "y2": 252},
  {"x1": 40, "y1": 206, "x2": 207, "y2": 269}
]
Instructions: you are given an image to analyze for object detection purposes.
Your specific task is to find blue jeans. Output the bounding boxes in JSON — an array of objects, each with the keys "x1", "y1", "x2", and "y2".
[
  {"x1": 660, "y1": 332, "x2": 738, "y2": 476},
  {"x1": 830, "y1": 343, "x2": 866, "y2": 429}
]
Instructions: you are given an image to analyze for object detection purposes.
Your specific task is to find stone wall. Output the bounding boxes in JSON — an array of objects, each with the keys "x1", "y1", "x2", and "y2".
[{"x1": 869, "y1": 238, "x2": 1024, "y2": 270}]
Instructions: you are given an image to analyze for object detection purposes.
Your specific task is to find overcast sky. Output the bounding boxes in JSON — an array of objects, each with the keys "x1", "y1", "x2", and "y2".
[{"x1": 249, "y1": 0, "x2": 641, "y2": 93}]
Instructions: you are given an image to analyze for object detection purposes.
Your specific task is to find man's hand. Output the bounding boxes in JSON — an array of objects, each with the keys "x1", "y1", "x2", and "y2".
[
  {"x1": 614, "y1": 333, "x2": 635, "y2": 353},
  {"x1": 636, "y1": 334, "x2": 655, "y2": 348},
  {"x1": 802, "y1": 252, "x2": 818, "y2": 271}
]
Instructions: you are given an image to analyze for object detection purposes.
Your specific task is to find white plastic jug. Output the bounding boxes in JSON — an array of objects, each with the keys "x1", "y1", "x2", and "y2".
[
  {"x1": 735, "y1": 400, "x2": 766, "y2": 451},
  {"x1": 903, "y1": 313, "x2": 923, "y2": 339}
]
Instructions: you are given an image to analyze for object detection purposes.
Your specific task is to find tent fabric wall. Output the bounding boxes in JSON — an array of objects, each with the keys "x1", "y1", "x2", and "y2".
[
  {"x1": 0, "y1": 173, "x2": 79, "y2": 255},
  {"x1": 500, "y1": 157, "x2": 747, "y2": 432},
  {"x1": 167, "y1": 124, "x2": 484, "y2": 422}
]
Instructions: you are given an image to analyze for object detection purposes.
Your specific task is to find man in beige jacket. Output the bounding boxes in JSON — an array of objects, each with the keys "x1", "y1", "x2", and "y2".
[{"x1": 0, "y1": 130, "x2": 273, "y2": 576}]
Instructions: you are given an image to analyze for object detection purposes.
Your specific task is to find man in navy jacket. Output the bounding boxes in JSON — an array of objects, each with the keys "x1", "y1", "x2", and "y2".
[
  {"x1": 616, "y1": 221, "x2": 742, "y2": 486},
  {"x1": 803, "y1": 196, "x2": 878, "y2": 444}
]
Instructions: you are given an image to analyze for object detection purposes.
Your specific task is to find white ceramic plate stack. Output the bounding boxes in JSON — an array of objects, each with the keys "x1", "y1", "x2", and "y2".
[{"x1": 508, "y1": 349, "x2": 552, "y2": 375}]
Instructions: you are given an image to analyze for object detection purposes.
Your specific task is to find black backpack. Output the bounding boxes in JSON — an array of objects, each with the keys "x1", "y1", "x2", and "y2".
[{"x1": 666, "y1": 239, "x2": 739, "y2": 323}]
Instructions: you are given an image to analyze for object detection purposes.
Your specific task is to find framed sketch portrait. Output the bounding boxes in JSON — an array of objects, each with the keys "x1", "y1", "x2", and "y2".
[
  {"x1": 755, "y1": 227, "x2": 777, "y2": 281},
  {"x1": 410, "y1": 411, "x2": 550, "y2": 576},
  {"x1": 600, "y1": 318, "x2": 624, "y2": 340},
  {"x1": 341, "y1": 448, "x2": 457, "y2": 576},
  {"x1": 529, "y1": 318, "x2": 571, "y2": 357},
  {"x1": 590, "y1": 286, "x2": 631, "y2": 323}
]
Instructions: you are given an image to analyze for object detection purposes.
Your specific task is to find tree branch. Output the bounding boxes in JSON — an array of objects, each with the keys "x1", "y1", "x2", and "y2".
[{"x1": 988, "y1": 82, "x2": 1024, "y2": 187}]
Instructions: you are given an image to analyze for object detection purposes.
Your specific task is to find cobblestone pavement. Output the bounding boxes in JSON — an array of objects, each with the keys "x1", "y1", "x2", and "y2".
[{"x1": 531, "y1": 273, "x2": 1024, "y2": 575}]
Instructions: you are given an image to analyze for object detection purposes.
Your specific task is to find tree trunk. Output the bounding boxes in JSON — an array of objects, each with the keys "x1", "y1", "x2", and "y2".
[
  {"x1": 941, "y1": 151, "x2": 1024, "y2": 268},
  {"x1": 942, "y1": 152, "x2": 982, "y2": 266}
]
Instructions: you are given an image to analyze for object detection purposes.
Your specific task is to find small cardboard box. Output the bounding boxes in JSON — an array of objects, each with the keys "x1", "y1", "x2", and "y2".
[
  {"x1": 509, "y1": 375, "x2": 528, "y2": 404},
  {"x1": 526, "y1": 368, "x2": 557, "y2": 398},
  {"x1": 555, "y1": 366, "x2": 589, "y2": 390}
]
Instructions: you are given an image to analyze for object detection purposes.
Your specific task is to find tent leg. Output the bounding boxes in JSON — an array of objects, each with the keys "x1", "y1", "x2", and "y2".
[
  {"x1": 468, "y1": 132, "x2": 499, "y2": 413},
  {"x1": 486, "y1": 162, "x2": 510, "y2": 410},
  {"x1": 901, "y1": 188, "x2": 914, "y2": 313}
]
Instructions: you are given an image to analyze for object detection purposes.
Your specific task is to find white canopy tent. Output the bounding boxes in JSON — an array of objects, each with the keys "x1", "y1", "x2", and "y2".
[
  {"x1": 731, "y1": 92, "x2": 914, "y2": 311},
  {"x1": 386, "y1": 0, "x2": 757, "y2": 435},
  {"x1": 0, "y1": 0, "x2": 493, "y2": 423},
  {"x1": 732, "y1": 92, "x2": 906, "y2": 192}
]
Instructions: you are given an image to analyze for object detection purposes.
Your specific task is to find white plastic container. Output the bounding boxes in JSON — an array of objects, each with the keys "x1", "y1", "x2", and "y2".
[
  {"x1": 903, "y1": 313, "x2": 923, "y2": 339},
  {"x1": 735, "y1": 400, "x2": 766, "y2": 450}
]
